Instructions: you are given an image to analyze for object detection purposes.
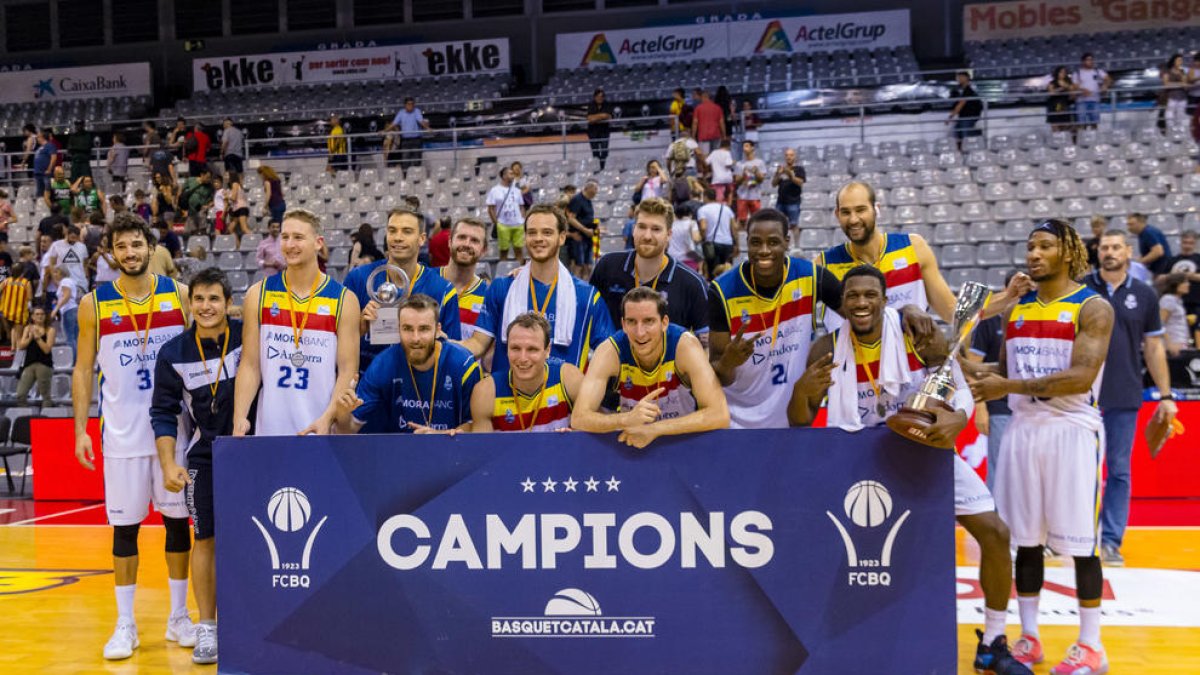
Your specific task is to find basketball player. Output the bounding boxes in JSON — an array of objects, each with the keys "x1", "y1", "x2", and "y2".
[
  {"x1": 820, "y1": 181, "x2": 1031, "y2": 331},
  {"x1": 71, "y1": 212, "x2": 195, "y2": 660},
  {"x1": 462, "y1": 204, "x2": 614, "y2": 374},
  {"x1": 334, "y1": 293, "x2": 480, "y2": 434},
  {"x1": 573, "y1": 287, "x2": 729, "y2": 448},
  {"x1": 150, "y1": 267, "x2": 241, "y2": 665},
  {"x1": 345, "y1": 207, "x2": 460, "y2": 373},
  {"x1": 470, "y1": 312, "x2": 582, "y2": 432},
  {"x1": 232, "y1": 208, "x2": 360, "y2": 437},
  {"x1": 789, "y1": 266, "x2": 1031, "y2": 675},
  {"x1": 707, "y1": 208, "x2": 842, "y2": 428},
  {"x1": 968, "y1": 219, "x2": 1114, "y2": 675},
  {"x1": 440, "y1": 216, "x2": 490, "y2": 339}
]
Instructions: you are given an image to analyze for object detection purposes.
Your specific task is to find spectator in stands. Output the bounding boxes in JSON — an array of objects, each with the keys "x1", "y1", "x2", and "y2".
[
  {"x1": 692, "y1": 90, "x2": 726, "y2": 153},
  {"x1": 738, "y1": 100, "x2": 761, "y2": 147},
  {"x1": 715, "y1": 86, "x2": 734, "y2": 134},
  {"x1": 256, "y1": 219, "x2": 285, "y2": 274},
  {"x1": 45, "y1": 166, "x2": 72, "y2": 213},
  {"x1": 566, "y1": 181, "x2": 599, "y2": 278},
  {"x1": 734, "y1": 141, "x2": 767, "y2": 223},
  {"x1": 556, "y1": 184, "x2": 576, "y2": 212},
  {"x1": 173, "y1": 244, "x2": 208, "y2": 283},
  {"x1": 487, "y1": 166, "x2": 526, "y2": 263},
  {"x1": 668, "y1": 202, "x2": 703, "y2": 272},
  {"x1": 66, "y1": 120, "x2": 92, "y2": 179},
  {"x1": 180, "y1": 167, "x2": 215, "y2": 235},
  {"x1": 32, "y1": 129, "x2": 54, "y2": 202},
  {"x1": 0, "y1": 234, "x2": 12, "y2": 283},
  {"x1": 211, "y1": 175, "x2": 226, "y2": 235},
  {"x1": 184, "y1": 123, "x2": 211, "y2": 177},
  {"x1": 225, "y1": 172, "x2": 251, "y2": 246},
  {"x1": 707, "y1": 139, "x2": 735, "y2": 204},
  {"x1": 1046, "y1": 67, "x2": 1078, "y2": 133},
  {"x1": 106, "y1": 132, "x2": 129, "y2": 194},
  {"x1": 49, "y1": 266, "x2": 79, "y2": 361},
  {"x1": 15, "y1": 304, "x2": 54, "y2": 407},
  {"x1": 1085, "y1": 214, "x2": 1106, "y2": 269},
  {"x1": 132, "y1": 189, "x2": 151, "y2": 223},
  {"x1": 152, "y1": 219, "x2": 181, "y2": 259},
  {"x1": 83, "y1": 210, "x2": 105, "y2": 258},
  {"x1": 1188, "y1": 53, "x2": 1200, "y2": 128},
  {"x1": 152, "y1": 178, "x2": 179, "y2": 227},
  {"x1": 141, "y1": 120, "x2": 160, "y2": 160},
  {"x1": 1166, "y1": 230, "x2": 1200, "y2": 341},
  {"x1": 37, "y1": 204, "x2": 68, "y2": 242},
  {"x1": 670, "y1": 88, "x2": 692, "y2": 135},
  {"x1": 350, "y1": 224, "x2": 384, "y2": 269},
  {"x1": 511, "y1": 161, "x2": 534, "y2": 209},
  {"x1": 71, "y1": 175, "x2": 105, "y2": 219},
  {"x1": 327, "y1": 115, "x2": 348, "y2": 175},
  {"x1": 772, "y1": 147, "x2": 806, "y2": 246},
  {"x1": 666, "y1": 127, "x2": 701, "y2": 180},
  {"x1": 108, "y1": 194, "x2": 126, "y2": 216},
  {"x1": 17, "y1": 123, "x2": 37, "y2": 175},
  {"x1": 1085, "y1": 229, "x2": 1175, "y2": 566},
  {"x1": 92, "y1": 234, "x2": 120, "y2": 286},
  {"x1": 0, "y1": 263, "x2": 33, "y2": 349},
  {"x1": 1127, "y1": 212, "x2": 1172, "y2": 275},
  {"x1": 148, "y1": 232, "x2": 179, "y2": 279},
  {"x1": 948, "y1": 71, "x2": 983, "y2": 151},
  {"x1": 587, "y1": 89, "x2": 613, "y2": 170},
  {"x1": 148, "y1": 140, "x2": 177, "y2": 186},
  {"x1": 633, "y1": 160, "x2": 667, "y2": 203},
  {"x1": 1161, "y1": 54, "x2": 1190, "y2": 129},
  {"x1": 168, "y1": 117, "x2": 188, "y2": 158},
  {"x1": 258, "y1": 165, "x2": 286, "y2": 224},
  {"x1": 46, "y1": 224, "x2": 88, "y2": 292},
  {"x1": 0, "y1": 189, "x2": 15, "y2": 232},
  {"x1": 1160, "y1": 273, "x2": 1192, "y2": 356},
  {"x1": 384, "y1": 97, "x2": 432, "y2": 170},
  {"x1": 427, "y1": 217, "x2": 451, "y2": 268},
  {"x1": 697, "y1": 187, "x2": 736, "y2": 274},
  {"x1": 220, "y1": 118, "x2": 245, "y2": 175},
  {"x1": 1072, "y1": 53, "x2": 1111, "y2": 129}
]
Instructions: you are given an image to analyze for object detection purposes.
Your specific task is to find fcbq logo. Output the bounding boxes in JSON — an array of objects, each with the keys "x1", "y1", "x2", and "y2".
[
  {"x1": 251, "y1": 487, "x2": 328, "y2": 589},
  {"x1": 826, "y1": 480, "x2": 910, "y2": 587},
  {"x1": 492, "y1": 588, "x2": 656, "y2": 638}
]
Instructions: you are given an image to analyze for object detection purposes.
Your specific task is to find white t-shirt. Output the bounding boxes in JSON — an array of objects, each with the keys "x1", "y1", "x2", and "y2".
[
  {"x1": 38, "y1": 250, "x2": 57, "y2": 296},
  {"x1": 1073, "y1": 67, "x2": 1108, "y2": 101},
  {"x1": 707, "y1": 149, "x2": 735, "y2": 185},
  {"x1": 1160, "y1": 294, "x2": 1190, "y2": 347},
  {"x1": 95, "y1": 252, "x2": 121, "y2": 284},
  {"x1": 697, "y1": 202, "x2": 735, "y2": 245},
  {"x1": 57, "y1": 277, "x2": 79, "y2": 313},
  {"x1": 214, "y1": 188, "x2": 226, "y2": 213},
  {"x1": 486, "y1": 183, "x2": 524, "y2": 226},
  {"x1": 668, "y1": 218, "x2": 700, "y2": 259},
  {"x1": 735, "y1": 158, "x2": 767, "y2": 201},
  {"x1": 47, "y1": 239, "x2": 89, "y2": 291}
]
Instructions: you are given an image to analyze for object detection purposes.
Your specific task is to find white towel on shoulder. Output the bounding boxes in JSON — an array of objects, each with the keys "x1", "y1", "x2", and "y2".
[
  {"x1": 503, "y1": 260, "x2": 576, "y2": 347},
  {"x1": 827, "y1": 307, "x2": 913, "y2": 432}
]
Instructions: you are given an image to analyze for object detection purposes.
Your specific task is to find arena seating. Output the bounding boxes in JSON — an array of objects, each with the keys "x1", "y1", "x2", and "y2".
[
  {"x1": 0, "y1": 96, "x2": 153, "y2": 137},
  {"x1": 966, "y1": 26, "x2": 1200, "y2": 78}
]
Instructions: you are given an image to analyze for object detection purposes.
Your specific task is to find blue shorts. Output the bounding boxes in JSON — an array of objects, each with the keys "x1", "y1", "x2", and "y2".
[{"x1": 569, "y1": 236, "x2": 593, "y2": 266}]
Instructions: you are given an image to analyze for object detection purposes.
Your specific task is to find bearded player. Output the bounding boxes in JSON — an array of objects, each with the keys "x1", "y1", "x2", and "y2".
[
  {"x1": 969, "y1": 219, "x2": 1114, "y2": 675},
  {"x1": 441, "y1": 216, "x2": 490, "y2": 339},
  {"x1": 72, "y1": 212, "x2": 195, "y2": 660},
  {"x1": 573, "y1": 287, "x2": 728, "y2": 448},
  {"x1": 789, "y1": 265, "x2": 1031, "y2": 675}
]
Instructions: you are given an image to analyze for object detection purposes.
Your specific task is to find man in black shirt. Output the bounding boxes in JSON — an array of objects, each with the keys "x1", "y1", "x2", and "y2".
[
  {"x1": 586, "y1": 89, "x2": 613, "y2": 170},
  {"x1": 771, "y1": 147, "x2": 806, "y2": 246},
  {"x1": 968, "y1": 270, "x2": 1017, "y2": 491},
  {"x1": 38, "y1": 203, "x2": 70, "y2": 239},
  {"x1": 566, "y1": 180, "x2": 598, "y2": 278},
  {"x1": 948, "y1": 71, "x2": 984, "y2": 150}
]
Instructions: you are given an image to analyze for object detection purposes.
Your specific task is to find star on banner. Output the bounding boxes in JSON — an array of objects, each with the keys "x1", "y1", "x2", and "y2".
[
  {"x1": 606, "y1": 476, "x2": 621, "y2": 492},
  {"x1": 521, "y1": 477, "x2": 536, "y2": 493},
  {"x1": 562, "y1": 476, "x2": 579, "y2": 492},
  {"x1": 542, "y1": 476, "x2": 558, "y2": 493},
  {"x1": 584, "y1": 476, "x2": 600, "y2": 492}
]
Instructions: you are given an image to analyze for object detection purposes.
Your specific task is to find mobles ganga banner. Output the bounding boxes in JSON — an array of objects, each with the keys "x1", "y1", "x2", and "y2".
[{"x1": 214, "y1": 427, "x2": 955, "y2": 674}]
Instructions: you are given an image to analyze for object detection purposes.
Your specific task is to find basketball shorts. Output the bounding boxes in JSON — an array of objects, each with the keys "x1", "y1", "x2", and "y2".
[
  {"x1": 186, "y1": 463, "x2": 214, "y2": 540},
  {"x1": 104, "y1": 455, "x2": 189, "y2": 526},
  {"x1": 496, "y1": 224, "x2": 524, "y2": 251},
  {"x1": 995, "y1": 416, "x2": 1104, "y2": 557},
  {"x1": 953, "y1": 452, "x2": 995, "y2": 516}
]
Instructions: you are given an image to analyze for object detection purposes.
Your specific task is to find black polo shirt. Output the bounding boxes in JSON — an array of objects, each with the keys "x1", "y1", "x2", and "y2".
[
  {"x1": 969, "y1": 314, "x2": 1011, "y2": 416},
  {"x1": 589, "y1": 251, "x2": 710, "y2": 335},
  {"x1": 1084, "y1": 271, "x2": 1164, "y2": 409}
]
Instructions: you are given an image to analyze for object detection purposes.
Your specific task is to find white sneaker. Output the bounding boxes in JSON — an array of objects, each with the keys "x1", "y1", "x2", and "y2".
[
  {"x1": 165, "y1": 609, "x2": 197, "y2": 648},
  {"x1": 103, "y1": 621, "x2": 139, "y2": 660},
  {"x1": 192, "y1": 623, "x2": 218, "y2": 665}
]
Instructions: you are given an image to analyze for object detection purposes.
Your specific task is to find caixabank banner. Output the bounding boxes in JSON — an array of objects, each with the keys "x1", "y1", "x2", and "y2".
[
  {"x1": 214, "y1": 427, "x2": 955, "y2": 674},
  {"x1": 0, "y1": 62, "x2": 151, "y2": 104}
]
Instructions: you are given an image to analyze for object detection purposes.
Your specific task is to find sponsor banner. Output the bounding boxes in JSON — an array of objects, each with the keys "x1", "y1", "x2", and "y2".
[
  {"x1": 192, "y1": 39, "x2": 510, "y2": 92},
  {"x1": 215, "y1": 427, "x2": 955, "y2": 674},
  {"x1": 557, "y1": 11, "x2": 911, "y2": 69},
  {"x1": 0, "y1": 63, "x2": 151, "y2": 105},
  {"x1": 963, "y1": 0, "x2": 1200, "y2": 42}
]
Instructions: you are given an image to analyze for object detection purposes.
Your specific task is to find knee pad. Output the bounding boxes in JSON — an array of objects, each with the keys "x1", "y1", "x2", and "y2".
[
  {"x1": 1014, "y1": 546, "x2": 1045, "y2": 594},
  {"x1": 1074, "y1": 556, "x2": 1104, "y2": 601},
  {"x1": 162, "y1": 516, "x2": 192, "y2": 554},
  {"x1": 112, "y1": 524, "x2": 140, "y2": 558}
]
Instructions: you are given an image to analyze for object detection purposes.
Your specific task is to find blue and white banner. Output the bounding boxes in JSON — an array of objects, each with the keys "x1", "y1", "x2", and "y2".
[
  {"x1": 0, "y1": 62, "x2": 151, "y2": 105},
  {"x1": 214, "y1": 427, "x2": 955, "y2": 674}
]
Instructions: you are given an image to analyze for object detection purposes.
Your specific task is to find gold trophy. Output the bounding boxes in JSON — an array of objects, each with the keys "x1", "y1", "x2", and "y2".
[{"x1": 886, "y1": 281, "x2": 991, "y2": 447}]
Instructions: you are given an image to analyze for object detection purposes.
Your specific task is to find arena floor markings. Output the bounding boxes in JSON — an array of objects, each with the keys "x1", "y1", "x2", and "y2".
[{"x1": 0, "y1": 500, "x2": 1197, "y2": 672}]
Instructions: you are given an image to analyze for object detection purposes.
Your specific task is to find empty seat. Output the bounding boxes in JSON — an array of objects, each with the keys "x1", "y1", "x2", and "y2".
[
  {"x1": 216, "y1": 252, "x2": 242, "y2": 270},
  {"x1": 927, "y1": 203, "x2": 960, "y2": 224},
  {"x1": 977, "y1": 242, "x2": 1011, "y2": 266},
  {"x1": 993, "y1": 200, "x2": 1027, "y2": 221},
  {"x1": 212, "y1": 235, "x2": 237, "y2": 252},
  {"x1": 946, "y1": 267, "x2": 986, "y2": 289},
  {"x1": 940, "y1": 244, "x2": 977, "y2": 268},
  {"x1": 798, "y1": 229, "x2": 831, "y2": 249},
  {"x1": 933, "y1": 223, "x2": 966, "y2": 244},
  {"x1": 1004, "y1": 220, "x2": 1034, "y2": 241},
  {"x1": 961, "y1": 202, "x2": 991, "y2": 220},
  {"x1": 969, "y1": 221, "x2": 1004, "y2": 242}
]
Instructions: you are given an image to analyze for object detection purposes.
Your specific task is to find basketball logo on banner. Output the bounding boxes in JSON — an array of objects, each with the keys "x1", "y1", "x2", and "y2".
[
  {"x1": 251, "y1": 487, "x2": 329, "y2": 589},
  {"x1": 825, "y1": 480, "x2": 911, "y2": 587}
]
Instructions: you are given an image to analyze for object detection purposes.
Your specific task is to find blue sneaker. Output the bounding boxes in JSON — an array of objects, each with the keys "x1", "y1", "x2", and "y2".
[{"x1": 974, "y1": 629, "x2": 1034, "y2": 675}]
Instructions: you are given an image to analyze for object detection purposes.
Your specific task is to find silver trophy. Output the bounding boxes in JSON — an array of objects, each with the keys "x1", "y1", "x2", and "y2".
[
  {"x1": 366, "y1": 264, "x2": 411, "y2": 345},
  {"x1": 887, "y1": 281, "x2": 991, "y2": 447}
]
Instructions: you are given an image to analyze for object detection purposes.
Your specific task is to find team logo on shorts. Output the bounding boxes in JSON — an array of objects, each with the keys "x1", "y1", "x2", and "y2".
[{"x1": 827, "y1": 480, "x2": 911, "y2": 587}]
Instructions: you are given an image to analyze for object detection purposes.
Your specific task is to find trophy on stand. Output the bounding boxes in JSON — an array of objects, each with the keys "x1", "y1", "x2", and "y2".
[
  {"x1": 886, "y1": 281, "x2": 992, "y2": 447},
  {"x1": 366, "y1": 264, "x2": 411, "y2": 345}
]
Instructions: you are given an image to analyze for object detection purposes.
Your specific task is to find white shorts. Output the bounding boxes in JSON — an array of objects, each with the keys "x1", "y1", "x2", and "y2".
[
  {"x1": 995, "y1": 416, "x2": 1104, "y2": 557},
  {"x1": 104, "y1": 455, "x2": 189, "y2": 526},
  {"x1": 954, "y1": 453, "x2": 995, "y2": 517}
]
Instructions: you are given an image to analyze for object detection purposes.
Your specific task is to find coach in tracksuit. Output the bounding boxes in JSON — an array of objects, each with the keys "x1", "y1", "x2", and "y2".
[{"x1": 150, "y1": 267, "x2": 242, "y2": 666}]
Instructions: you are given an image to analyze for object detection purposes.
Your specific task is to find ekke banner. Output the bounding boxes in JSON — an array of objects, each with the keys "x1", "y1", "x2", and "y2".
[
  {"x1": 963, "y1": 0, "x2": 1200, "y2": 41},
  {"x1": 214, "y1": 427, "x2": 956, "y2": 674}
]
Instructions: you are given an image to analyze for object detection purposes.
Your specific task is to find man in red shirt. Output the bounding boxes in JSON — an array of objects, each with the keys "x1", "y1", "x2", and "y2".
[
  {"x1": 185, "y1": 124, "x2": 211, "y2": 178},
  {"x1": 428, "y1": 217, "x2": 451, "y2": 267},
  {"x1": 690, "y1": 90, "x2": 726, "y2": 153}
]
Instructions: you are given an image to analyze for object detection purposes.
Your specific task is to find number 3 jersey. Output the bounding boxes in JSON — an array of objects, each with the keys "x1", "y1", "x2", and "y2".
[
  {"x1": 94, "y1": 276, "x2": 188, "y2": 458},
  {"x1": 257, "y1": 272, "x2": 350, "y2": 436}
]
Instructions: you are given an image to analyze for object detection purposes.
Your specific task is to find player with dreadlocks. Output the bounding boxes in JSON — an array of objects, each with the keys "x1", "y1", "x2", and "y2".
[{"x1": 967, "y1": 219, "x2": 1115, "y2": 675}]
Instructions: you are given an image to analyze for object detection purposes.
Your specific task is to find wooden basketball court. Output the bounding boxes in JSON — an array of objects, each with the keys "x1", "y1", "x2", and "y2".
[{"x1": 1, "y1": 500, "x2": 1197, "y2": 673}]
